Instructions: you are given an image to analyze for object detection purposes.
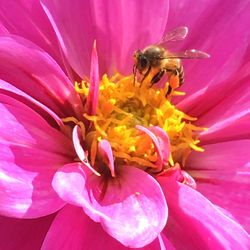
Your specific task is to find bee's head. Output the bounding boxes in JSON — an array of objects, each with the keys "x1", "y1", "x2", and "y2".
[{"x1": 134, "y1": 50, "x2": 149, "y2": 73}]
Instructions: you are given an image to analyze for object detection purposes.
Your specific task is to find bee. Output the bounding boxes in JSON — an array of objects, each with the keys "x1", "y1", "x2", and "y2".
[{"x1": 133, "y1": 27, "x2": 210, "y2": 95}]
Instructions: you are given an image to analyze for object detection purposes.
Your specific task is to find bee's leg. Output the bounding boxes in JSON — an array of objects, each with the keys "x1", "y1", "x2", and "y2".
[
  {"x1": 169, "y1": 69, "x2": 180, "y2": 90},
  {"x1": 150, "y1": 69, "x2": 166, "y2": 86},
  {"x1": 165, "y1": 69, "x2": 177, "y2": 97},
  {"x1": 141, "y1": 66, "x2": 152, "y2": 84},
  {"x1": 133, "y1": 64, "x2": 137, "y2": 85},
  {"x1": 166, "y1": 85, "x2": 172, "y2": 96}
]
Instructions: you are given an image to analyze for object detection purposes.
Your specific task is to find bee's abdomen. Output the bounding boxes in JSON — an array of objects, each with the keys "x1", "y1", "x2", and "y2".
[{"x1": 177, "y1": 65, "x2": 184, "y2": 85}]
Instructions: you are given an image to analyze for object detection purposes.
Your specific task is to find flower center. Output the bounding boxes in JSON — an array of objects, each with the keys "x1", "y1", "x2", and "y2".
[{"x1": 63, "y1": 73, "x2": 205, "y2": 174}]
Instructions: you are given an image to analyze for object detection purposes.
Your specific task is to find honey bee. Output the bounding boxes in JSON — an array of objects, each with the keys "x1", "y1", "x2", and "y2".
[{"x1": 133, "y1": 27, "x2": 210, "y2": 95}]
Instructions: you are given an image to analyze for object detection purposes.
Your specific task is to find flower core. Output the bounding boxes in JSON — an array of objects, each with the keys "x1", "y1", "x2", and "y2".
[{"x1": 64, "y1": 74, "x2": 205, "y2": 174}]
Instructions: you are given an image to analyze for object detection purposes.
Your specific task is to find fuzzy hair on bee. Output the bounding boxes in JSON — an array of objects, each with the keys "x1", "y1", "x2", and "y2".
[{"x1": 133, "y1": 27, "x2": 209, "y2": 96}]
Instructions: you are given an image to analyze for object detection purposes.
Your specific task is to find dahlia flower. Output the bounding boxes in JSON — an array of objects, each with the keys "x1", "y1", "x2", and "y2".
[{"x1": 0, "y1": 0, "x2": 249, "y2": 249}]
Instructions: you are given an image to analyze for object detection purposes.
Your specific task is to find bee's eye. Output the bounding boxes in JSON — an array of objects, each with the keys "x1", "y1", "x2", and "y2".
[{"x1": 140, "y1": 57, "x2": 149, "y2": 68}]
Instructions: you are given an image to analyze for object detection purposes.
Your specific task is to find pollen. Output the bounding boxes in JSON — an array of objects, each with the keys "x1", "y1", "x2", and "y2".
[{"x1": 70, "y1": 73, "x2": 205, "y2": 171}]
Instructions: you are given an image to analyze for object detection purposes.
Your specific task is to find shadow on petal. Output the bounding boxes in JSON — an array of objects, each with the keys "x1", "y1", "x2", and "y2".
[{"x1": 52, "y1": 163, "x2": 168, "y2": 248}]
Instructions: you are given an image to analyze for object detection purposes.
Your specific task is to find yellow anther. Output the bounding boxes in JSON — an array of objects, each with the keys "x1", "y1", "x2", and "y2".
[
  {"x1": 65, "y1": 73, "x2": 205, "y2": 171},
  {"x1": 74, "y1": 81, "x2": 89, "y2": 95},
  {"x1": 62, "y1": 117, "x2": 86, "y2": 140},
  {"x1": 110, "y1": 98, "x2": 116, "y2": 105},
  {"x1": 169, "y1": 154, "x2": 175, "y2": 166},
  {"x1": 189, "y1": 143, "x2": 204, "y2": 152},
  {"x1": 173, "y1": 91, "x2": 186, "y2": 96}
]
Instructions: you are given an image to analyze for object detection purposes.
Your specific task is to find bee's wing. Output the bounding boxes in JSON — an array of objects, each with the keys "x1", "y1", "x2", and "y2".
[
  {"x1": 165, "y1": 49, "x2": 210, "y2": 59},
  {"x1": 156, "y1": 26, "x2": 188, "y2": 45}
]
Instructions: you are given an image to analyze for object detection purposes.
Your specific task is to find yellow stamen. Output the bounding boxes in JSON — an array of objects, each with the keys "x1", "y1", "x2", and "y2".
[
  {"x1": 74, "y1": 81, "x2": 89, "y2": 95},
  {"x1": 62, "y1": 117, "x2": 86, "y2": 140},
  {"x1": 63, "y1": 73, "x2": 205, "y2": 172}
]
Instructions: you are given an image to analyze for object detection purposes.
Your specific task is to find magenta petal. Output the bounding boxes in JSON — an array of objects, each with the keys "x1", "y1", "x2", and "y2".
[
  {"x1": 98, "y1": 139, "x2": 115, "y2": 177},
  {"x1": 148, "y1": 126, "x2": 171, "y2": 165},
  {"x1": 52, "y1": 163, "x2": 104, "y2": 217},
  {"x1": 86, "y1": 41, "x2": 100, "y2": 115},
  {"x1": 136, "y1": 125, "x2": 164, "y2": 171},
  {"x1": 168, "y1": 1, "x2": 250, "y2": 101},
  {"x1": 94, "y1": 166, "x2": 167, "y2": 248},
  {"x1": 0, "y1": 93, "x2": 74, "y2": 156},
  {"x1": 52, "y1": 163, "x2": 168, "y2": 248},
  {"x1": 0, "y1": 214, "x2": 55, "y2": 250},
  {"x1": 0, "y1": 35, "x2": 82, "y2": 118},
  {"x1": 0, "y1": 79, "x2": 64, "y2": 128},
  {"x1": 0, "y1": 0, "x2": 63, "y2": 67},
  {"x1": 42, "y1": 205, "x2": 165, "y2": 250},
  {"x1": 159, "y1": 233, "x2": 175, "y2": 250},
  {"x1": 72, "y1": 126, "x2": 101, "y2": 176},
  {"x1": 0, "y1": 22, "x2": 8, "y2": 35},
  {"x1": 0, "y1": 94, "x2": 73, "y2": 218},
  {"x1": 197, "y1": 79, "x2": 250, "y2": 144},
  {"x1": 72, "y1": 125, "x2": 87, "y2": 162},
  {"x1": 158, "y1": 175, "x2": 250, "y2": 249},
  {"x1": 177, "y1": 59, "x2": 250, "y2": 118},
  {"x1": 41, "y1": 0, "x2": 169, "y2": 76},
  {"x1": 187, "y1": 140, "x2": 250, "y2": 233}
]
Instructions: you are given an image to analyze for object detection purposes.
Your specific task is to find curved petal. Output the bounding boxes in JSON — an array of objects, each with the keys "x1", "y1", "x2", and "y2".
[
  {"x1": 52, "y1": 163, "x2": 168, "y2": 248},
  {"x1": 187, "y1": 140, "x2": 250, "y2": 233},
  {"x1": 0, "y1": 94, "x2": 74, "y2": 218},
  {"x1": 41, "y1": 0, "x2": 169, "y2": 76},
  {"x1": 136, "y1": 125, "x2": 164, "y2": 171},
  {"x1": 72, "y1": 125, "x2": 87, "y2": 162},
  {"x1": 0, "y1": 35, "x2": 83, "y2": 118},
  {"x1": 148, "y1": 126, "x2": 171, "y2": 165},
  {"x1": 42, "y1": 204, "x2": 166, "y2": 250},
  {"x1": 0, "y1": 213, "x2": 55, "y2": 250},
  {"x1": 198, "y1": 77, "x2": 250, "y2": 144},
  {"x1": 98, "y1": 139, "x2": 115, "y2": 177},
  {"x1": 0, "y1": 79, "x2": 64, "y2": 128},
  {"x1": 0, "y1": 22, "x2": 9, "y2": 35},
  {"x1": 157, "y1": 174, "x2": 250, "y2": 249},
  {"x1": 168, "y1": 0, "x2": 250, "y2": 101},
  {"x1": 72, "y1": 125, "x2": 100, "y2": 176},
  {"x1": 86, "y1": 41, "x2": 99, "y2": 115},
  {"x1": 159, "y1": 233, "x2": 175, "y2": 250},
  {"x1": 0, "y1": 0, "x2": 63, "y2": 67},
  {"x1": 177, "y1": 58, "x2": 250, "y2": 117}
]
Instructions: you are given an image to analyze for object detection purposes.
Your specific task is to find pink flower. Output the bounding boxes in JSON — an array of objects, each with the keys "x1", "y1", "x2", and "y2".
[{"x1": 0, "y1": 0, "x2": 249, "y2": 249}]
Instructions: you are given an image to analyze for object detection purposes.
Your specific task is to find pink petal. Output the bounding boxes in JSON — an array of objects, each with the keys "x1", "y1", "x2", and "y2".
[
  {"x1": 72, "y1": 125, "x2": 100, "y2": 176},
  {"x1": 41, "y1": 0, "x2": 169, "y2": 76},
  {"x1": 0, "y1": 93, "x2": 74, "y2": 156},
  {"x1": 72, "y1": 125, "x2": 87, "y2": 162},
  {"x1": 42, "y1": 205, "x2": 166, "y2": 250},
  {"x1": 0, "y1": 22, "x2": 9, "y2": 35},
  {"x1": 98, "y1": 139, "x2": 115, "y2": 177},
  {"x1": 158, "y1": 233, "x2": 176, "y2": 250},
  {"x1": 157, "y1": 174, "x2": 250, "y2": 249},
  {"x1": 148, "y1": 126, "x2": 171, "y2": 165},
  {"x1": 86, "y1": 41, "x2": 99, "y2": 115},
  {"x1": 187, "y1": 140, "x2": 250, "y2": 233},
  {"x1": 168, "y1": 1, "x2": 250, "y2": 101},
  {"x1": 0, "y1": 213, "x2": 55, "y2": 250},
  {"x1": 136, "y1": 125, "x2": 164, "y2": 171},
  {"x1": 52, "y1": 163, "x2": 168, "y2": 248},
  {"x1": 196, "y1": 77, "x2": 250, "y2": 144},
  {"x1": 0, "y1": 35, "x2": 83, "y2": 118},
  {"x1": 0, "y1": 0, "x2": 63, "y2": 68},
  {"x1": 0, "y1": 94, "x2": 74, "y2": 218},
  {"x1": 0, "y1": 79, "x2": 64, "y2": 128},
  {"x1": 177, "y1": 59, "x2": 250, "y2": 117}
]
